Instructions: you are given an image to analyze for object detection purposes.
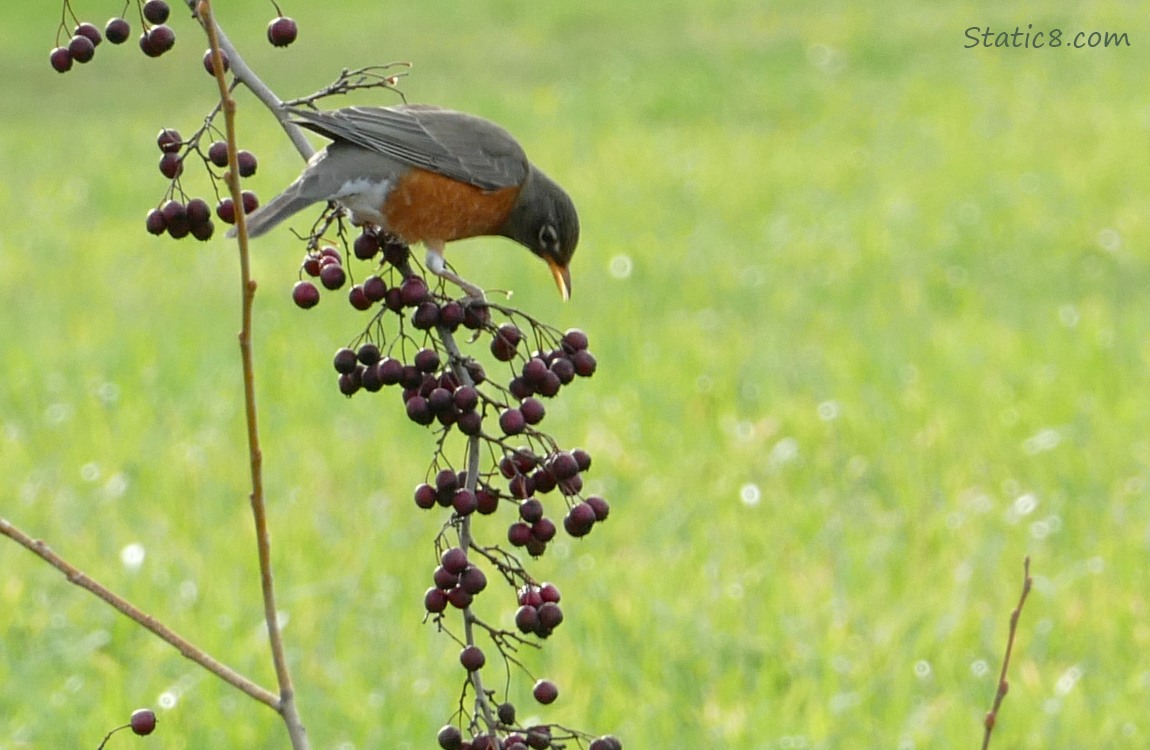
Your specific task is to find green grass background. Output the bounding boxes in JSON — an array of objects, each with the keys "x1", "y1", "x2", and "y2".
[{"x1": 3, "y1": 1, "x2": 1150, "y2": 747}]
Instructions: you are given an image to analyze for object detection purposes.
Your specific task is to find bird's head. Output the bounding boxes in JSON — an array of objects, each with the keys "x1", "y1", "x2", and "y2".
[{"x1": 501, "y1": 167, "x2": 579, "y2": 300}]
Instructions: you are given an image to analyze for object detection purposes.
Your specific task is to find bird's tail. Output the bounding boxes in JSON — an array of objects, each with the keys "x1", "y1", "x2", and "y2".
[{"x1": 226, "y1": 182, "x2": 317, "y2": 239}]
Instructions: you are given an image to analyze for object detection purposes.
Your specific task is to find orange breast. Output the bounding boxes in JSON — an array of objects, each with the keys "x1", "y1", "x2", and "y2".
[{"x1": 383, "y1": 168, "x2": 521, "y2": 244}]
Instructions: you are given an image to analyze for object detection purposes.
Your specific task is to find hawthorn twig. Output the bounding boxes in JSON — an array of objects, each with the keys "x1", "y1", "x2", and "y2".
[
  {"x1": 0, "y1": 517, "x2": 279, "y2": 709},
  {"x1": 198, "y1": 2, "x2": 308, "y2": 748},
  {"x1": 981, "y1": 556, "x2": 1033, "y2": 750}
]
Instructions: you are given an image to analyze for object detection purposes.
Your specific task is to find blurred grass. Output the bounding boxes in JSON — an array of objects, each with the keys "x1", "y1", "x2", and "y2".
[{"x1": 3, "y1": 1, "x2": 1150, "y2": 748}]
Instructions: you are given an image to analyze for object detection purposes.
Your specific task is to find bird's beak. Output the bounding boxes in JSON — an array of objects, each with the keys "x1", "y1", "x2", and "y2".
[{"x1": 546, "y1": 257, "x2": 571, "y2": 301}]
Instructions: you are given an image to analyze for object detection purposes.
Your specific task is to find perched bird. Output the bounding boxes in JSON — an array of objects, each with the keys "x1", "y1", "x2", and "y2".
[{"x1": 237, "y1": 104, "x2": 579, "y2": 299}]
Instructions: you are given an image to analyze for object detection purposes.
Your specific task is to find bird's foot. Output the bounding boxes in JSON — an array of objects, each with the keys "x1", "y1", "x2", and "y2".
[{"x1": 425, "y1": 248, "x2": 485, "y2": 301}]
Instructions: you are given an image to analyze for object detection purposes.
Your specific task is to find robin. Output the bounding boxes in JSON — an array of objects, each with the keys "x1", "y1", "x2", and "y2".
[{"x1": 236, "y1": 104, "x2": 579, "y2": 299}]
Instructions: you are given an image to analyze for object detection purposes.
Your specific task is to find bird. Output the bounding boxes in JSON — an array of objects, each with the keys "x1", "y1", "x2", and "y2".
[{"x1": 235, "y1": 104, "x2": 579, "y2": 299}]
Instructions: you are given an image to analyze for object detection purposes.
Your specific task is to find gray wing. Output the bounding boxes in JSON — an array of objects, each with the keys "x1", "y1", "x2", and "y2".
[{"x1": 288, "y1": 105, "x2": 529, "y2": 191}]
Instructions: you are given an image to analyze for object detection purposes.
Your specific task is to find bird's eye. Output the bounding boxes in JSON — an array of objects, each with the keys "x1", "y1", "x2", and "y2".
[{"x1": 538, "y1": 224, "x2": 559, "y2": 251}]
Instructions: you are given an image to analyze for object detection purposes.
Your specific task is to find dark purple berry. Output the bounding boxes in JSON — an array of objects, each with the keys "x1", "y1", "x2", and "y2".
[
  {"x1": 497, "y1": 702, "x2": 516, "y2": 725},
  {"x1": 508, "y1": 473, "x2": 535, "y2": 499},
  {"x1": 292, "y1": 281, "x2": 320, "y2": 309},
  {"x1": 440, "y1": 546, "x2": 468, "y2": 575},
  {"x1": 509, "y1": 377, "x2": 534, "y2": 400},
  {"x1": 515, "y1": 605, "x2": 539, "y2": 633},
  {"x1": 562, "y1": 328, "x2": 589, "y2": 352},
  {"x1": 68, "y1": 35, "x2": 96, "y2": 63},
  {"x1": 354, "y1": 343, "x2": 380, "y2": 366},
  {"x1": 75, "y1": 23, "x2": 103, "y2": 47},
  {"x1": 437, "y1": 725, "x2": 463, "y2": 750},
  {"x1": 549, "y1": 452, "x2": 579, "y2": 480},
  {"x1": 532, "y1": 469, "x2": 557, "y2": 494},
  {"x1": 538, "y1": 601, "x2": 563, "y2": 629},
  {"x1": 572, "y1": 350, "x2": 597, "y2": 377},
  {"x1": 531, "y1": 517, "x2": 557, "y2": 542},
  {"x1": 143, "y1": 0, "x2": 171, "y2": 24},
  {"x1": 158, "y1": 152, "x2": 183, "y2": 179},
  {"x1": 532, "y1": 680, "x2": 558, "y2": 705},
  {"x1": 411, "y1": 301, "x2": 440, "y2": 329},
  {"x1": 463, "y1": 303, "x2": 490, "y2": 329},
  {"x1": 50, "y1": 47, "x2": 73, "y2": 73},
  {"x1": 413, "y1": 348, "x2": 441, "y2": 373},
  {"x1": 508, "y1": 522, "x2": 532, "y2": 547},
  {"x1": 338, "y1": 369, "x2": 362, "y2": 396},
  {"x1": 377, "y1": 358, "x2": 403, "y2": 385},
  {"x1": 348, "y1": 285, "x2": 371, "y2": 310},
  {"x1": 216, "y1": 198, "x2": 236, "y2": 224},
  {"x1": 458, "y1": 565, "x2": 487, "y2": 594},
  {"x1": 241, "y1": 190, "x2": 259, "y2": 215},
  {"x1": 207, "y1": 141, "x2": 228, "y2": 167},
  {"x1": 453, "y1": 386, "x2": 478, "y2": 412},
  {"x1": 405, "y1": 395, "x2": 433, "y2": 425},
  {"x1": 236, "y1": 150, "x2": 257, "y2": 177},
  {"x1": 353, "y1": 232, "x2": 379, "y2": 260},
  {"x1": 457, "y1": 411, "x2": 483, "y2": 436},
  {"x1": 156, "y1": 128, "x2": 182, "y2": 153},
  {"x1": 319, "y1": 263, "x2": 346, "y2": 290},
  {"x1": 550, "y1": 357, "x2": 576, "y2": 384},
  {"x1": 105, "y1": 18, "x2": 131, "y2": 45},
  {"x1": 140, "y1": 25, "x2": 175, "y2": 57},
  {"x1": 451, "y1": 487, "x2": 477, "y2": 516},
  {"x1": 564, "y1": 502, "x2": 596, "y2": 537},
  {"x1": 332, "y1": 348, "x2": 358, "y2": 374},
  {"x1": 399, "y1": 276, "x2": 429, "y2": 306},
  {"x1": 440, "y1": 301, "x2": 465, "y2": 329},
  {"x1": 539, "y1": 582, "x2": 561, "y2": 603},
  {"x1": 429, "y1": 388, "x2": 454, "y2": 416},
  {"x1": 185, "y1": 198, "x2": 211, "y2": 227},
  {"x1": 361, "y1": 275, "x2": 387, "y2": 302},
  {"x1": 160, "y1": 200, "x2": 188, "y2": 236},
  {"x1": 522, "y1": 358, "x2": 548, "y2": 389},
  {"x1": 491, "y1": 323, "x2": 522, "y2": 361},
  {"x1": 586, "y1": 495, "x2": 610, "y2": 521},
  {"x1": 145, "y1": 208, "x2": 166, "y2": 235},
  {"x1": 414, "y1": 483, "x2": 437, "y2": 509},
  {"x1": 424, "y1": 587, "x2": 448, "y2": 613},
  {"x1": 475, "y1": 488, "x2": 498, "y2": 514},
  {"x1": 525, "y1": 726, "x2": 552, "y2": 750},
  {"x1": 572, "y1": 449, "x2": 592, "y2": 472},
  {"x1": 446, "y1": 586, "x2": 473, "y2": 609},
  {"x1": 202, "y1": 48, "x2": 229, "y2": 76},
  {"x1": 520, "y1": 398, "x2": 545, "y2": 425},
  {"x1": 499, "y1": 408, "x2": 526, "y2": 436},
  {"x1": 519, "y1": 586, "x2": 544, "y2": 607},
  {"x1": 129, "y1": 708, "x2": 157, "y2": 736},
  {"x1": 519, "y1": 498, "x2": 544, "y2": 523},
  {"x1": 267, "y1": 16, "x2": 298, "y2": 47},
  {"x1": 536, "y1": 371, "x2": 562, "y2": 398}
]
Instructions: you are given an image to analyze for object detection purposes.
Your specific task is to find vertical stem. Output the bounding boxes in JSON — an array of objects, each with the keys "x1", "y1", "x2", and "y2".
[{"x1": 198, "y1": 2, "x2": 308, "y2": 748}]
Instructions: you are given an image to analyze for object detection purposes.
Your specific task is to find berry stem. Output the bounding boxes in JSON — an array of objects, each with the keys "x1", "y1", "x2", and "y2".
[
  {"x1": 441, "y1": 322, "x2": 500, "y2": 733},
  {"x1": 198, "y1": 2, "x2": 309, "y2": 748},
  {"x1": 980, "y1": 556, "x2": 1034, "y2": 750},
  {"x1": 0, "y1": 516, "x2": 279, "y2": 709}
]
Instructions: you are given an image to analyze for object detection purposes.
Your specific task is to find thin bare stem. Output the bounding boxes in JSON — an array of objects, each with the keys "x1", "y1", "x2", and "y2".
[
  {"x1": 0, "y1": 517, "x2": 278, "y2": 709},
  {"x1": 199, "y1": 1, "x2": 308, "y2": 748},
  {"x1": 980, "y1": 556, "x2": 1033, "y2": 750}
]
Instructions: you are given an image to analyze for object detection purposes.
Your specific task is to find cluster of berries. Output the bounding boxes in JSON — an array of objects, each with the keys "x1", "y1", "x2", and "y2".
[
  {"x1": 143, "y1": 128, "x2": 261, "y2": 241},
  {"x1": 51, "y1": 1, "x2": 298, "y2": 73},
  {"x1": 436, "y1": 722, "x2": 622, "y2": 750}
]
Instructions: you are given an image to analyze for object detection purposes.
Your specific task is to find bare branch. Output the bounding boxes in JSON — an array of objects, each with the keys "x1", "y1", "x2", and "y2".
[{"x1": 0, "y1": 516, "x2": 279, "y2": 709}]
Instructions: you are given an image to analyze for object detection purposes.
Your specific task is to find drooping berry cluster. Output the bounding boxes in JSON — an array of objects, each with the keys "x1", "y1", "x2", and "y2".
[
  {"x1": 50, "y1": 0, "x2": 176, "y2": 72},
  {"x1": 289, "y1": 224, "x2": 614, "y2": 748},
  {"x1": 51, "y1": 0, "x2": 297, "y2": 73},
  {"x1": 143, "y1": 125, "x2": 262, "y2": 241}
]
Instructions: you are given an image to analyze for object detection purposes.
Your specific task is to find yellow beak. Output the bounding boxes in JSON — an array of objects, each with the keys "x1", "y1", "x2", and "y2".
[{"x1": 546, "y1": 257, "x2": 571, "y2": 301}]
